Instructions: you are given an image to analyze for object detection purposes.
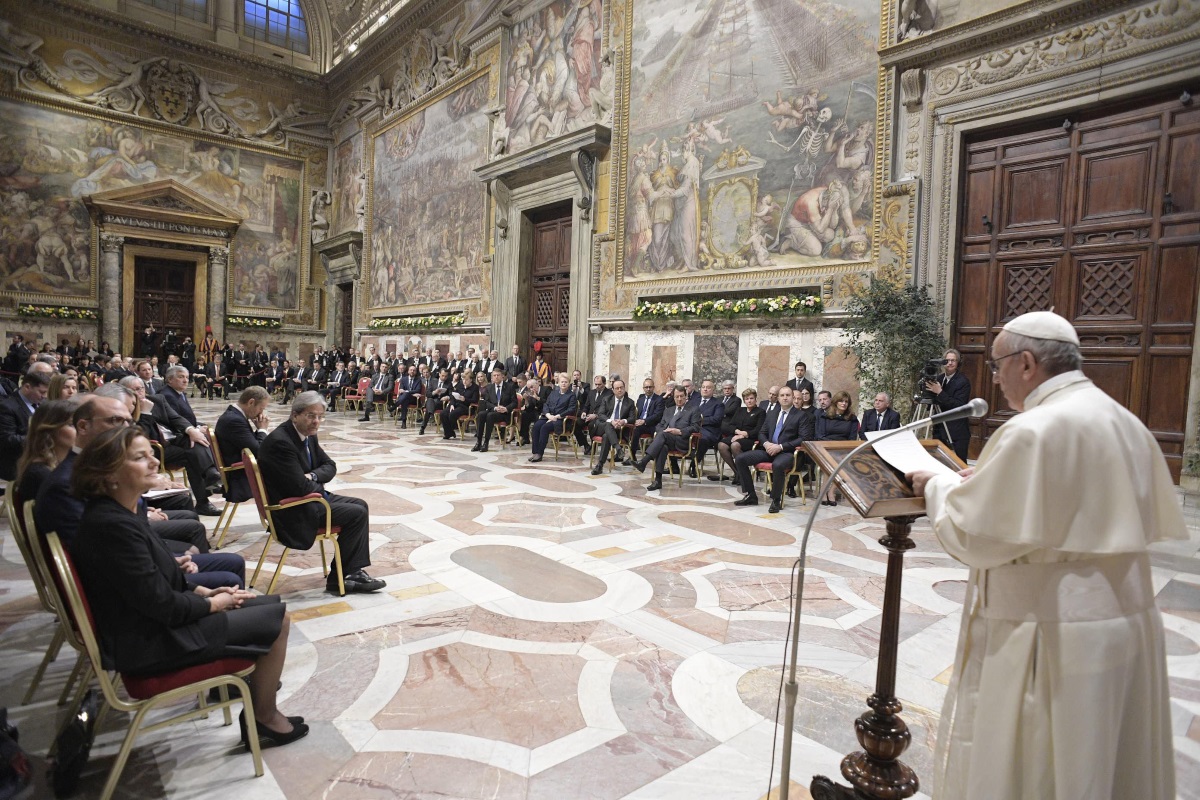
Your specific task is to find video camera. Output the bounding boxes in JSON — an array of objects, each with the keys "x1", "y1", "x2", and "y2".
[{"x1": 915, "y1": 358, "x2": 949, "y2": 404}]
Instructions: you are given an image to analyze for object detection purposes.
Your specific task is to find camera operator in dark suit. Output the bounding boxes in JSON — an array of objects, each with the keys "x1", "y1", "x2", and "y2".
[{"x1": 924, "y1": 348, "x2": 971, "y2": 462}]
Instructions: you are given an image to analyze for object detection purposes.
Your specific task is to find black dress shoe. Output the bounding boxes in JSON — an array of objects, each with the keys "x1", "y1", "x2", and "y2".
[
  {"x1": 331, "y1": 569, "x2": 386, "y2": 594},
  {"x1": 646, "y1": 479, "x2": 662, "y2": 491},
  {"x1": 622, "y1": 458, "x2": 633, "y2": 467},
  {"x1": 528, "y1": 455, "x2": 543, "y2": 463},
  {"x1": 734, "y1": 494, "x2": 759, "y2": 506},
  {"x1": 470, "y1": 444, "x2": 481, "y2": 452},
  {"x1": 239, "y1": 711, "x2": 309, "y2": 749},
  {"x1": 590, "y1": 467, "x2": 603, "y2": 476},
  {"x1": 479, "y1": 446, "x2": 489, "y2": 453},
  {"x1": 787, "y1": 487, "x2": 798, "y2": 499},
  {"x1": 633, "y1": 458, "x2": 649, "y2": 473},
  {"x1": 582, "y1": 443, "x2": 592, "y2": 455},
  {"x1": 195, "y1": 501, "x2": 222, "y2": 516},
  {"x1": 768, "y1": 502, "x2": 783, "y2": 513},
  {"x1": 357, "y1": 416, "x2": 370, "y2": 422},
  {"x1": 687, "y1": 465, "x2": 697, "y2": 479},
  {"x1": 418, "y1": 427, "x2": 427, "y2": 435},
  {"x1": 707, "y1": 475, "x2": 726, "y2": 482}
]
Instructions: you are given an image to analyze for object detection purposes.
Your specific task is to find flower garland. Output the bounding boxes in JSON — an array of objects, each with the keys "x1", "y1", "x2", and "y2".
[
  {"x1": 634, "y1": 294, "x2": 823, "y2": 321},
  {"x1": 369, "y1": 313, "x2": 467, "y2": 330},
  {"x1": 17, "y1": 304, "x2": 99, "y2": 321},
  {"x1": 227, "y1": 316, "x2": 282, "y2": 329}
]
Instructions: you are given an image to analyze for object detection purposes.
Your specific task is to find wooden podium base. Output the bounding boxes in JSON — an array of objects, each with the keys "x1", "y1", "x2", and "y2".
[{"x1": 809, "y1": 515, "x2": 921, "y2": 800}]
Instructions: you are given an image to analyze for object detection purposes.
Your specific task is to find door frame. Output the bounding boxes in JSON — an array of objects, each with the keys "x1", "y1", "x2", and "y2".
[{"x1": 122, "y1": 244, "x2": 208, "y2": 356}]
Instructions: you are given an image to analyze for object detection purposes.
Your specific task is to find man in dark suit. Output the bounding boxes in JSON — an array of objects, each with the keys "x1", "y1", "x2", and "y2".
[
  {"x1": 505, "y1": 344, "x2": 526, "y2": 381},
  {"x1": 321, "y1": 361, "x2": 352, "y2": 411},
  {"x1": 926, "y1": 348, "x2": 972, "y2": 461},
  {"x1": 358, "y1": 366, "x2": 393, "y2": 422},
  {"x1": 473, "y1": 366, "x2": 517, "y2": 451},
  {"x1": 233, "y1": 342, "x2": 252, "y2": 391},
  {"x1": 734, "y1": 386, "x2": 813, "y2": 513},
  {"x1": 634, "y1": 386, "x2": 700, "y2": 491},
  {"x1": 160, "y1": 365, "x2": 200, "y2": 427},
  {"x1": 214, "y1": 386, "x2": 271, "y2": 504},
  {"x1": 785, "y1": 361, "x2": 816, "y2": 399},
  {"x1": 4, "y1": 334, "x2": 30, "y2": 377},
  {"x1": 393, "y1": 365, "x2": 424, "y2": 427},
  {"x1": 265, "y1": 358, "x2": 287, "y2": 396},
  {"x1": 859, "y1": 392, "x2": 902, "y2": 438},
  {"x1": 104, "y1": 352, "x2": 134, "y2": 384},
  {"x1": 590, "y1": 379, "x2": 637, "y2": 475},
  {"x1": 481, "y1": 349, "x2": 501, "y2": 376},
  {"x1": 688, "y1": 379, "x2": 726, "y2": 477},
  {"x1": 625, "y1": 377, "x2": 665, "y2": 464},
  {"x1": 0, "y1": 363, "x2": 51, "y2": 481},
  {"x1": 719, "y1": 380, "x2": 743, "y2": 417},
  {"x1": 576, "y1": 375, "x2": 613, "y2": 454},
  {"x1": 420, "y1": 368, "x2": 451, "y2": 435},
  {"x1": 136, "y1": 360, "x2": 166, "y2": 395},
  {"x1": 204, "y1": 353, "x2": 229, "y2": 400},
  {"x1": 258, "y1": 391, "x2": 385, "y2": 594},
  {"x1": 518, "y1": 376, "x2": 551, "y2": 445}
]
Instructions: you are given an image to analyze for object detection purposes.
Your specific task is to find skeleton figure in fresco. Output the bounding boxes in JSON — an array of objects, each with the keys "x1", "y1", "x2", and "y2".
[
  {"x1": 762, "y1": 88, "x2": 821, "y2": 132},
  {"x1": 817, "y1": 119, "x2": 874, "y2": 189}
]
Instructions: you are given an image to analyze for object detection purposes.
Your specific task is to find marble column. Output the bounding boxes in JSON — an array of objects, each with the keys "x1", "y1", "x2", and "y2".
[
  {"x1": 208, "y1": 243, "x2": 229, "y2": 345},
  {"x1": 489, "y1": 179, "x2": 517, "y2": 353},
  {"x1": 99, "y1": 233, "x2": 123, "y2": 349}
]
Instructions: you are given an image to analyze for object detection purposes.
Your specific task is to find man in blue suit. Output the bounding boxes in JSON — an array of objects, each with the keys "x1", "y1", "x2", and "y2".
[
  {"x1": 687, "y1": 379, "x2": 725, "y2": 477},
  {"x1": 859, "y1": 392, "x2": 901, "y2": 438},
  {"x1": 733, "y1": 386, "x2": 813, "y2": 513},
  {"x1": 624, "y1": 377, "x2": 665, "y2": 465},
  {"x1": 160, "y1": 365, "x2": 200, "y2": 427},
  {"x1": 634, "y1": 386, "x2": 701, "y2": 492}
]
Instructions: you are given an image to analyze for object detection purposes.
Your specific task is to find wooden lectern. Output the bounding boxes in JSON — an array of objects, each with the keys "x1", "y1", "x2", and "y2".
[{"x1": 800, "y1": 439, "x2": 964, "y2": 800}]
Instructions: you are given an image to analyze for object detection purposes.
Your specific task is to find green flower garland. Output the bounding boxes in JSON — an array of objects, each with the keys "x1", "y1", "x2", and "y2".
[
  {"x1": 17, "y1": 304, "x2": 99, "y2": 321},
  {"x1": 227, "y1": 316, "x2": 282, "y2": 329},
  {"x1": 634, "y1": 294, "x2": 823, "y2": 321},
  {"x1": 369, "y1": 313, "x2": 467, "y2": 331}
]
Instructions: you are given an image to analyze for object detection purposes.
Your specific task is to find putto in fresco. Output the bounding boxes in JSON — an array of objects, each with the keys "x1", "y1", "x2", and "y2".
[{"x1": 624, "y1": 0, "x2": 877, "y2": 278}]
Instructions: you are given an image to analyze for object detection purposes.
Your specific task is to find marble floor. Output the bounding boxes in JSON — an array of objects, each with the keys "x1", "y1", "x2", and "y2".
[{"x1": 2, "y1": 397, "x2": 1199, "y2": 799}]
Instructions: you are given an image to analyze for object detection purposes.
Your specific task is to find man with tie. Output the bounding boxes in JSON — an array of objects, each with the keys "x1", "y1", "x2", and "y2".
[
  {"x1": 733, "y1": 386, "x2": 813, "y2": 513},
  {"x1": 624, "y1": 377, "x2": 665, "y2": 465},
  {"x1": 760, "y1": 385, "x2": 781, "y2": 417},
  {"x1": 393, "y1": 364, "x2": 424, "y2": 427},
  {"x1": 576, "y1": 374, "x2": 613, "y2": 454},
  {"x1": 285, "y1": 361, "x2": 308, "y2": 403},
  {"x1": 634, "y1": 386, "x2": 701, "y2": 492},
  {"x1": 161, "y1": 365, "x2": 200, "y2": 427},
  {"x1": 719, "y1": 380, "x2": 743, "y2": 417},
  {"x1": 204, "y1": 353, "x2": 229, "y2": 400},
  {"x1": 258, "y1": 391, "x2": 386, "y2": 594},
  {"x1": 859, "y1": 392, "x2": 901, "y2": 438},
  {"x1": 481, "y1": 349, "x2": 501, "y2": 376},
  {"x1": 785, "y1": 361, "x2": 816, "y2": 398},
  {"x1": 505, "y1": 344, "x2": 526, "y2": 380},
  {"x1": 688, "y1": 379, "x2": 726, "y2": 477},
  {"x1": 322, "y1": 361, "x2": 351, "y2": 411},
  {"x1": 590, "y1": 379, "x2": 637, "y2": 475},
  {"x1": 473, "y1": 366, "x2": 516, "y2": 451},
  {"x1": 359, "y1": 365, "x2": 393, "y2": 422},
  {"x1": 518, "y1": 376, "x2": 551, "y2": 445},
  {"x1": 135, "y1": 360, "x2": 166, "y2": 395},
  {"x1": 214, "y1": 385, "x2": 271, "y2": 506},
  {"x1": 0, "y1": 362, "x2": 52, "y2": 481},
  {"x1": 233, "y1": 341, "x2": 252, "y2": 391},
  {"x1": 419, "y1": 368, "x2": 452, "y2": 435}
]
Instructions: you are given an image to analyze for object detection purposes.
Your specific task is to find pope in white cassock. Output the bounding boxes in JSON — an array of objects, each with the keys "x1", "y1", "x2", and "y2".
[{"x1": 907, "y1": 310, "x2": 1185, "y2": 800}]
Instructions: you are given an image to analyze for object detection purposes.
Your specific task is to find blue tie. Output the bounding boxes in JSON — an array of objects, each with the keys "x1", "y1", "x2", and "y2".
[
  {"x1": 773, "y1": 411, "x2": 787, "y2": 442},
  {"x1": 640, "y1": 397, "x2": 647, "y2": 418},
  {"x1": 305, "y1": 438, "x2": 314, "y2": 470}
]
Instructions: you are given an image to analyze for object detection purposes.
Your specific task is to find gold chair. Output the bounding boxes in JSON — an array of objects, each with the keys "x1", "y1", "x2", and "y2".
[
  {"x1": 551, "y1": 415, "x2": 578, "y2": 460},
  {"x1": 589, "y1": 425, "x2": 633, "y2": 471},
  {"x1": 456, "y1": 402, "x2": 479, "y2": 438},
  {"x1": 754, "y1": 450, "x2": 809, "y2": 506},
  {"x1": 209, "y1": 439, "x2": 245, "y2": 549},
  {"x1": 491, "y1": 395, "x2": 523, "y2": 449},
  {"x1": 243, "y1": 449, "x2": 345, "y2": 596},
  {"x1": 665, "y1": 432, "x2": 701, "y2": 487},
  {"x1": 148, "y1": 439, "x2": 188, "y2": 487},
  {"x1": 44, "y1": 532, "x2": 263, "y2": 800}
]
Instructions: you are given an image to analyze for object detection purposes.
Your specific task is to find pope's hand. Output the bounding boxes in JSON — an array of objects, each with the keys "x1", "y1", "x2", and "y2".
[{"x1": 906, "y1": 470, "x2": 937, "y2": 496}]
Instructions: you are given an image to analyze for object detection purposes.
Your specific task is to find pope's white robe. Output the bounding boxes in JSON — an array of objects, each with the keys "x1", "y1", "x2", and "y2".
[{"x1": 923, "y1": 370, "x2": 1186, "y2": 800}]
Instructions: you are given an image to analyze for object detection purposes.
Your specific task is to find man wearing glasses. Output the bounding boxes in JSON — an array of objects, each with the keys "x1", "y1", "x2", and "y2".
[
  {"x1": 258, "y1": 391, "x2": 385, "y2": 594},
  {"x1": 906, "y1": 311, "x2": 1184, "y2": 800},
  {"x1": 924, "y1": 347, "x2": 971, "y2": 461},
  {"x1": 623, "y1": 378, "x2": 664, "y2": 466}
]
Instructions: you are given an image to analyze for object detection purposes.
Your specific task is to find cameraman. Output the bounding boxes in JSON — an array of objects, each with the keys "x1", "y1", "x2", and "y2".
[{"x1": 924, "y1": 348, "x2": 971, "y2": 462}]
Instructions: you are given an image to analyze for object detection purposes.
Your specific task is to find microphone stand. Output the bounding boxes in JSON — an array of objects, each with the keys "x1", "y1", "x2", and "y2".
[{"x1": 777, "y1": 408, "x2": 973, "y2": 800}]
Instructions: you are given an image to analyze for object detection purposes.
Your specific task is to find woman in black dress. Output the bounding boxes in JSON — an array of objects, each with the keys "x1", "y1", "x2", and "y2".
[
  {"x1": 69, "y1": 427, "x2": 307, "y2": 748},
  {"x1": 14, "y1": 399, "x2": 77, "y2": 504},
  {"x1": 708, "y1": 388, "x2": 765, "y2": 488},
  {"x1": 816, "y1": 391, "x2": 860, "y2": 506}
]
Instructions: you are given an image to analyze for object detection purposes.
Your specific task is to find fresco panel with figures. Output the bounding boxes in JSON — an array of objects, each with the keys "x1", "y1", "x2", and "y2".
[
  {"x1": 369, "y1": 75, "x2": 490, "y2": 309},
  {"x1": 623, "y1": 0, "x2": 877, "y2": 280},
  {"x1": 0, "y1": 98, "x2": 303, "y2": 309}
]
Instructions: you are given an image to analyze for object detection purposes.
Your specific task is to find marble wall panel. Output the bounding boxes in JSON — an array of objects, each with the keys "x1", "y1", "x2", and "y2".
[
  {"x1": 461, "y1": 334, "x2": 491, "y2": 355},
  {"x1": 608, "y1": 344, "x2": 630, "y2": 384},
  {"x1": 692, "y1": 334, "x2": 739, "y2": 385},
  {"x1": 652, "y1": 345, "x2": 678, "y2": 388},
  {"x1": 756, "y1": 345, "x2": 791, "y2": 394},
  {"x1": 822, "y1": 345, "x2": 861, "y2": 404}
]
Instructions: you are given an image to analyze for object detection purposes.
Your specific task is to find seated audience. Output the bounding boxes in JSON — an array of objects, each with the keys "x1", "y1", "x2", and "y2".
[
  {"x1": 519, "y1": 377, "x2": 550, "y2": 446},
  {"x1": 473, "y1": 366, "x2": 516, "y2": 452},
  {"x1": 589, "y1": 379, "x2": 636, "y2": 475},
  {"x1": 859, "y1": 392, "x2": 901, "y2": 437},
  {"x1": 68, "y1": 426, "x2": 306, "y2": 748},
  {"x1": 420, "y1": 368, "x2": 451, "y2": 435},
  {"x1": 321, "y1": 361, "x2": 351, "y2": 411},
  {"x1": 689, "y1": 379, "x2": 726, "y2": 477},
  {"x1": 633, "y1": 386, "x2": 700, "y2": 491},
  {"x1": 14, "y1": 399, "x2": 78, "y2": 503},
  {"x1": 214, "y1": 387, "x2": 271, "y2": 505},
  {"x1": 160, "y1": 366, "x2": 200, "y2": 427},
  {"x1": 529, "y1": 374, "x2": 577, "y2": 463},
  {"x1": 708, "y1": 388, "x2": 764, "y2": 487},
  {"x1": 625, "y1": 378, "x2": 664, "y2": 465},
  {"x1": 258, "y1": 392, "x2": 385, "y2": 594},
  {"x1": 357, "y1": 367, "x2": 392, "y2": 422},
  {"x1": 392, "y1": 365, "x2": 424, "y2": 426},
  {"x1": 732, "y1": 386, "x2": 811, "y2": 513},
  {"x1": 576, "y1": 375, "x2": 612, "y2": 454},
  {"x1": 0, "y1": 362, "x2": 53, "y2": 481},
  {"x1": 440, "y1": 370, "x2": 478, "y2": 440},
  {"x1": 47, "y1": 373, "x2": 79, "y2": 401},
  {"x1": 817, "y1": 390, "x2": 860, "y2": 505}
]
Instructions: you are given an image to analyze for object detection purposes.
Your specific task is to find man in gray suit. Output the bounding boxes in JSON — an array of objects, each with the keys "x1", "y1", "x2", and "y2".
[{"x1": 633, "y1": 386, "x2": 700, "y2": 492}]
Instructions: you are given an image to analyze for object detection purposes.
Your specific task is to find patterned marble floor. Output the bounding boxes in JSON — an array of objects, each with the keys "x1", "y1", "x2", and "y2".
[{"x1": 2, "y1": 397, "x2": 1199, "y2": 799}]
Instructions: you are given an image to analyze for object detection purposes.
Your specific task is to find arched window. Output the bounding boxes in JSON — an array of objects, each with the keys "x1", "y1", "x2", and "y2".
[
  {"x1": 135, "y1": 0, "x2": 209, "y2": 23},
  {"x1": 243, "y1": 0, "x2": 309, "y2": 55}
]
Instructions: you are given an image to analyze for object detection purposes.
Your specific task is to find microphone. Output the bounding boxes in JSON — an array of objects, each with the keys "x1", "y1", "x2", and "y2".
[{"x1": 927, "y1": 397, "x2": 988, "y2": 425}]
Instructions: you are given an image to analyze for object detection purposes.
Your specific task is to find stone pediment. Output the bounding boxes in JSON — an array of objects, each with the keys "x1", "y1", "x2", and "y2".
[{"x1": 82, "y1": 179, "x2": 242, "y2": 233}]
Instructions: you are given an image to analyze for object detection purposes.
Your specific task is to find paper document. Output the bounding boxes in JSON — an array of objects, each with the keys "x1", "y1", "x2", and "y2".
[
  {"x1": 864, "y1": 430, "x2": 955, "y2": 477},
  {"x1": 143, "y1": 488, "x2": 191, "y2": 500}
]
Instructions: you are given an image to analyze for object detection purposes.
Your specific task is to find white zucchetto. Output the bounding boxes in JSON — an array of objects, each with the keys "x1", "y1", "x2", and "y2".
[{"x1": 1002, "y1": 311, "x2": 1080, "y2": 345}]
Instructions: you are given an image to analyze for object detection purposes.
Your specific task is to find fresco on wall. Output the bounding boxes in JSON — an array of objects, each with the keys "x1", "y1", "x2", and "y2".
[
  {"x1": 331, "y1": 133, "x2": 363, "y2": 235},
  {"x1": 0, "y1": 98, "x2": 303, "y2": 308},
  {"x1": 624, "y1": 0, "x2": 877, "y2": 280},
  {"x1": 370, "y1": 75, "x2": 489, "y2": 309},
  {"x1": 505, "y1": 0, "x2": 604, "y2": 153}
]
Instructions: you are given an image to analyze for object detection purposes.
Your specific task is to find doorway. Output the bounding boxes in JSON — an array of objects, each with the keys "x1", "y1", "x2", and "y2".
[
  {"x1": 952, "y1": 89, "x2": 1200, "y2": 479},
  {"x1": 338, "y1": 283, "x2": 354, "y2": 349},
  {"x1": 134, "y1": 256, "x2": 196, "y2": 359},
  {"x1": 527, "y1": 202, "x2": 573, "y2": 374}
]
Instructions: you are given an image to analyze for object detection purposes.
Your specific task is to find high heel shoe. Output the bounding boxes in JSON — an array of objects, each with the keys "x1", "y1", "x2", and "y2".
[{"x1": 239, "y1": 710, "x2": 309, "y2": 748}]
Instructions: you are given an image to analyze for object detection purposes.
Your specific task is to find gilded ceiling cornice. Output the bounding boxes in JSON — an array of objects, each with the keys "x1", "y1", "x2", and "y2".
[
  {"x1": 325, "y1": 0, "x2": 449, "y2": 91},
  {"x1": 32, "y1": 0, "x2": 325, "y2": 86},
  {"x1": 878, "y1": 0, "x2": 1140, "y2": 70}
]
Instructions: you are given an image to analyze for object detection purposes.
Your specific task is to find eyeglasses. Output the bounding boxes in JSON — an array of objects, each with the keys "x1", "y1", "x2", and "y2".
[
  {"x1": 988, "y1": 351, "x2": 1025, "y2": 374},
  {"x1": 301, "y1": 413, "x2": 325, "y2": 422},
  {"x1": 96, "y1": 415, "x2": 134, "y2": 427}
]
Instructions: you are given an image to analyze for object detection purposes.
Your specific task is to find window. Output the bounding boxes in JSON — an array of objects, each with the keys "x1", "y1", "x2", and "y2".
[
  {"x1": 135, "y1": 0, "x2": 209, "y2": 23},
  {"x1": 243, "y1": 0, "x2": 309, "y2": 55}
]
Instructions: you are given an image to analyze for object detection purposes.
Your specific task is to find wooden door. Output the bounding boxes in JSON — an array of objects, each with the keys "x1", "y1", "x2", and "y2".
[
  {"x1": 338, "y1": 283, "x2": 354, "y2": 349},
  {"x1": 528, "y1": 204, "x2": 573, "y2": 375},
  {"x1": 954, "y1": 89, "x2": 1200, "y2": 479},
  {"x1": 134, "y1": 257, "x2": 195, "y2": 359}
]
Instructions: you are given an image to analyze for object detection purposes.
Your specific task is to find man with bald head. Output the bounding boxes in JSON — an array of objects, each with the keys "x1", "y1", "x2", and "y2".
[{"x1": 907, "y1": 311, "x2": 1185, "y2": 800}]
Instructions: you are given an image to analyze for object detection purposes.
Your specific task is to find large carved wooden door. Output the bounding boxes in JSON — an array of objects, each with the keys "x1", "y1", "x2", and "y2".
[
  {"x1": 134, "y1": 256, "x2": 196, "y2": 359},
  {"x1": 954, "y1": 90, "x2": 1200, "y2": 479},
  {"x1": 528, "y1": 205, "x2": 573, "y2": 375}
]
